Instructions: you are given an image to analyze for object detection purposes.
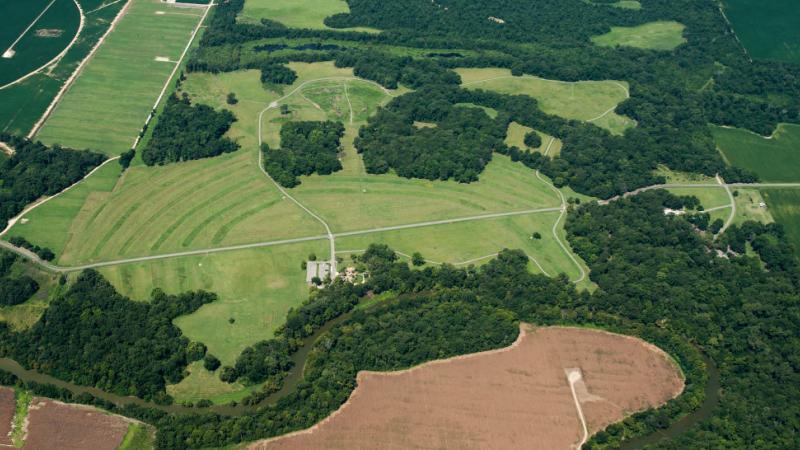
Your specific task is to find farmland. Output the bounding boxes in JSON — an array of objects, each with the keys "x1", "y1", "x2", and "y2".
[
  {"x1": 252, "y1": 326, "x2": 683, "y2": 450},
  {"x1": 723, "y1": 0, "x2": 800, "y2": 64},
  {"x1": 457, "y1": 68, "x2": 634, "y2": 135},
  {"x1": 0, "y1": 0, "x2": 125, "y2": 135},
  {"x1": 0, "y1": 0, "x2": 80, "y2": 86},
  {"x1": 591, "y1": 21, "x2": 687, "y2": 51},
  {"x1": 23, "y1": 397, "x2": 131, "y2": 449},
  {"x1": 761, "y1": 189, "x2": 800, "y2": 257},
  {"x1": 714, "y1": 124, "x2": 800, "y2": 182},
  {"x1": 36, "y1": 0, "x2": 207, "y2": 155}
]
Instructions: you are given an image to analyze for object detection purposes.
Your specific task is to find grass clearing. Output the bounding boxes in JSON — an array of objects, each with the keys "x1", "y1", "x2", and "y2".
[
  {"x1": 457, "y1": 68, "x2": 634, "y2": 135},
  {"x1": 238, "y1": 0, "x2": 379, "y2": 32},
  {"x1": 167, "y1": 361, "x2": 264, "y2": 405},
  {"x1": 733, "y1": 189, "x2": 773, "y2": 225},
  {"x1": 505, "y1": 121, "x2": 563, "y2": 155},
  {"x1": 117, "y1": 423, "x2": 154, "y2": 450},
  {"x1": 100, "y1": 242, "x2": 327, "y2": 367},
  {"x1": 36, "y1": 0, "x2": 206, "y2": 155},
  {"x1": 667, "y1": 186, "x2": 731, "y2": 210},
  {"x1": 714, "y1": 124, "x2": 800, "y2": 182},
  {"x1": 723, "y1": 0, "x2": 800, "y2": 64},
  {"x1": 762, "y1": 189, "x2": 800, "y2": 257},
  {"x1": 591, "y1": 21, "x2": 687, "y2": 51},
  {"x1": 0, "y1": 255, "x2": 65, "y2": 331},
  {"x1": 11, "y1": 389, "x2": 31, "y2": 447},
  {"x1": 654, "y1": 165, "x2": 718, "y2": 184}
]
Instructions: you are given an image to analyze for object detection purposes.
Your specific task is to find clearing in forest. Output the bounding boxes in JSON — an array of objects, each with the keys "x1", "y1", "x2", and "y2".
[
  {"x1": 505, "y1": 121, "x2": 563, "y2": 156},
  {"x1": 252, "y1": 326, "x2": 684, "y2": 450},
  {"x1": 714, "y1": 124, "x2": 800, "y2": 182},
  {"x1": 238, "y1": 0, "x2": 378, "y2": 32},
  {"x1": 36, "y1": 0, "x2": 207, "y2": 155},
  {"x1": 591, "y1": 21, "x2": 687, "y2": 51},
  {"x1": 456, "y1": 68, "x2": 634, "y2": 135}
]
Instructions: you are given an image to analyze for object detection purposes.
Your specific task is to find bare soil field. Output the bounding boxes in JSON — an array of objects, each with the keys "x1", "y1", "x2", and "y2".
[
  {"x1": 0, "y1": 387, "x2": 14, "y2": 446},
  {"x1": 22, "y1": 398, "x2": 130, "y2": 450},
  {"x1": 253, "y1": 325, "x2": 683, "y2": 450}
]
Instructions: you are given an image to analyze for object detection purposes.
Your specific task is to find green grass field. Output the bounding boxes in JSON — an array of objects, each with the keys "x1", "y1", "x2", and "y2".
[
  {"x1": 117, "y1": 423, "x2": 154, "y2": 450},
  {"x1": 336, "y1": 212, "x2": 587, "y2": 284},
  {"x1": 456, "y1": 68, "x2": 634, "y2": 135},
  {"x1": 238, "y1": 0, "x2": 378, "y2": 32},
  {"x1": 505, "y1": 122, "x2": 563, "y2": 156},
  {"x1": 714, "y1": 124, "x2": 800, "y2": 182},
  {"x1": 732, "y1": 188, "x2": 773, "y2": 225},
  {"x1": 101, "y1": 241, "x2": 326, "y2": 401},
  {"x1": 724, "y1": 0, "x2": 800, "y2": 64},
  {"x1": 0, "y1": 0, "x2": 80, "y2": 86},
  {"x1": 36, "y1": 0, "x2": 206, "y2": 155},
  {"x1": 591, "y1": 21, "x2": 687, "y2": 51},
  {"x1": 762, "y1": 189, "x2": 800, "y2": 256},
  {"x1": 0, "y1": 254, "x2": 65, "y2": 331}
]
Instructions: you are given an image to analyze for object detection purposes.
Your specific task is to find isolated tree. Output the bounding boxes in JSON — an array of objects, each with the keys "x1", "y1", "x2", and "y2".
[
  {"x1": 710, "y1": 218, "x2": 725, "y2": 234},
  {"x1": 532, "y1": 232, "x2": 542, "y2": 240},
  {"x1": 308, "y1": 253, "x2": 317, "y2": 261},
  {"x1": 524, "y1": 131, "x2": 542, "y2": 148},
  {"x1": 119, "y1": 149, "x2": 135, "y2": 170},
  {"x1": 226, "y1": 92, "x2": 238, "y2": 105},
  {"x1": 280, "y1": 104, "x2": 290, "y2": 115},
  {"x1": 411, "y1": 252, "x2": 425, "y2": 266},
  {"x1": 203, "y1": 354, "x2": 221, "y2": 371}
]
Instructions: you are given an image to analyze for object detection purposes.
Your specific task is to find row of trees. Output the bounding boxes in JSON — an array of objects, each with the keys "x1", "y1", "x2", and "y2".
[
  {"x1": 141, "y1": 94, "x2": 239, "y2": 166},
  {"x1": 262, "y1": 121, "x2": 345, "y2": 187}
]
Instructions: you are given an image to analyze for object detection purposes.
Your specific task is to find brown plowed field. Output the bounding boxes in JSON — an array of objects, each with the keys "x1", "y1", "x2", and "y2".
[
  {"x1": 22, "y1": 398, "x2": 130, "y2": 450},
  {"x1": 0, "y1": 387, "x2": 14, "y2": 447},
  {"x1": 252, "y1": 325, "x2": 684, "y2": 450}
]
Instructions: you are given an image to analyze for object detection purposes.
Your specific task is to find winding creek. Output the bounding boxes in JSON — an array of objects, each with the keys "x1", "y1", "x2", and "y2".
[{"x1": 0, "y1": 319, "x2": 721, "y2": 445}]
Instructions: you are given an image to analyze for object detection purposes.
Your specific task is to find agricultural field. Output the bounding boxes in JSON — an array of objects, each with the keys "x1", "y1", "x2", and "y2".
[
  {"x1": 0, "y1": 0, "x2": 125, "y2": 135},
  {"x1": 761, "y1": 189, "x2": 800, "y2": 257},
  {"x1": 723, "y1": 0, "x2": 800, "y2": 64},
  {"x1": 36, "y1": 0, "x2": 207, "y2": 155},
  {"x1": 714, "y1": 124, "x2": 800, "y2": 182},
  {"x1": 457, "y1": 68, "x2": 634, "y2": 135},
  {"x1": 0, "y1": 388, "x2": 12, "y2": 447},
  {"x1": 252, "y1": 326, "x2": 683, "y2": 449},
  {"x1": 238, "y1": 0, "x2": 378, "y2": 32},
  {"x1": 22, "y1": 397, "x2": 131, "y2": 449},
  {"x1": 591, "y1": 21, "x2": 687, "y2": 51},
  {"x1": 0, "y1": 0, "x2": 80, "y2": 86}
]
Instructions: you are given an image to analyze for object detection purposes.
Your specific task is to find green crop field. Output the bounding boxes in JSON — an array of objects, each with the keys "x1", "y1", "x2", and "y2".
[
  {"x1": 100, "y1": 242, "x2": 326, "y2": 401},
  {"x1": 0, "y1": 0, "x2": 124, "y2": 135},
  {"x1": 238, "y1": 0, "x2": 378, "y2": 32},
  {"x1": 36, "y1": 0, "x2": 206, "y2": 155},
  {"x1": 591, "y1": 21, "x2": 687, "y2": 51},
  {"x1": 456, "y1": 68, "x2": 635, "y2": 135},
  {"x1": 762, "y1": 189, "x2": 800, "y2": 257},
  {"x1": 0, "y1": 0, "x2": 80, "y2": 86},
  {"x1": 724, "y1": 0, "x2": 800, "y2": 64},
  {"x1": 714, "y1": 124, "x2": 800, "y2": 182}
]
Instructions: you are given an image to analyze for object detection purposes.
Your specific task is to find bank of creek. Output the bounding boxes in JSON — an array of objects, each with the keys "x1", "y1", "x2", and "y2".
[{"x1": 0, "y1": 312, "x2": 720, "y2": 445}]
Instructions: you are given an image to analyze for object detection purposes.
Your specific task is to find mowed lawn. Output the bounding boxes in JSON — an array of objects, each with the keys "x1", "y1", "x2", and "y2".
[
  {"x1": 714, "y1": 124, "x2": 800, "y2": 182},
  {"x1": 724, "y1": 0, "x2": 800, "y2": 64},
  {"x1": 100, "y1": 242, "x2": 326, "y2": 400},
  {"x1": 238, "y1": 0, "x2": 378, "y2": 32},
  {"x1": 456, "y1": 68, "x2": 634, "y2": 135},
  {"x1": 762, "y1": 189, "x2": 800, "y2": 257},
  {"x1": 591, "y1": 21, "x2": 687, "y2": 51},
  {"x1": 36, "y1": 0, "x2": 206, "y2": 155}
]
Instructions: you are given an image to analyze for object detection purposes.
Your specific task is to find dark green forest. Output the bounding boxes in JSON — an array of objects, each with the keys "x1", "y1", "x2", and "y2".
[
  {"x1": 262, "y1": 121, "x2": 345, "y2": 187},
  {"x1": 0, "y1": 134, "x2": 105, "y2": 231},
  {"x1": 141, "y1": 94, "x2": 239, "y2": 166},
  {"x1": 0, "y1": 270, "x2": 216, "y2": 402},
  {"x1": 0, "y1": 251, "x2": 38, "y2": 307}
]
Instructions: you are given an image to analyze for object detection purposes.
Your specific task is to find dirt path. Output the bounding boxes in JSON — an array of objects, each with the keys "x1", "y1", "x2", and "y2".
[
  {"x1": 0, "y1": 142, "x2": 14, "y2": 156},
  {"x1": 28, "y1": 0, "x2": 130, "y2": 138}
]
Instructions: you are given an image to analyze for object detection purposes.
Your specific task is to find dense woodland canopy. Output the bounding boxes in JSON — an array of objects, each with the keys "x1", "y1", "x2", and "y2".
[
  {"x1": 0, "y1": 270, "x2": 216, "y2": 402},
  {"x1": 141, "y1": 94, "x2": 239, "y2": 166},
  {"x1": 262, "y1": 121, "x2": 345, "y2": 187},
  {"x1": 186, "y1": 0, "x2": 800, "y2": 197},
  {"x1": 0, "y1": 251, "x2": 38, "y2": 307},
  {"x1": 0, "y1": 134, "x2": 104, "y2": 231}
]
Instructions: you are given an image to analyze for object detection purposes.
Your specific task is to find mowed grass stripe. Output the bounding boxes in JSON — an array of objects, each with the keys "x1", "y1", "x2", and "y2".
[
  {"x1": 36, "y1": 0, "x2": 204, "y2": 155},
  {"x1": 210, "y1": 199, "x2": 282, "y2": 245}
]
